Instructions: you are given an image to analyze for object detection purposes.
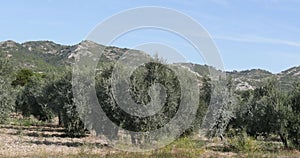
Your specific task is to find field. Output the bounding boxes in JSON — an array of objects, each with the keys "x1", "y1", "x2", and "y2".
[{"x1": 0, "y1": 118, "x2": 299, "y2": 158}]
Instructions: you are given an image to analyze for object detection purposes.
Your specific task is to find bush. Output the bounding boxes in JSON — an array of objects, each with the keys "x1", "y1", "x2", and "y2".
[{"x1": 228, "y1": 132, "x2": 261, "y2": 153}]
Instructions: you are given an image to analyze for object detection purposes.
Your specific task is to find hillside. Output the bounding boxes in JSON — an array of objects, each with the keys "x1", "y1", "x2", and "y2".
[
  {"x1": 0, "y1": 40, "x2": 129, "y2": 72},
  {"x1": 0, "y1": 40, "x2": 299, "y2": 91},
  {"x1": 227, "y1": 68, "x2": 299, "y2": 91}
]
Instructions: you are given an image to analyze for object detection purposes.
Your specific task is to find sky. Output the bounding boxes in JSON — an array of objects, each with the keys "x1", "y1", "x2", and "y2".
[{"x1": 1, "y1": 0, "x2": 300, "y2": 73}]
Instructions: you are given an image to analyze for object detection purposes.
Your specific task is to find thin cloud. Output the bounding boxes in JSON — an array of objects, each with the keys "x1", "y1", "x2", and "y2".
[{"x1": 214, "y1": 35, "x2": 300, "y2": 47}]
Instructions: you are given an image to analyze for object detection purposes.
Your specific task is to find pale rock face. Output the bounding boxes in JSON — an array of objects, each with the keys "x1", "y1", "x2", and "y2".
[
  {"x1": 47, "y1": 51, "x2": 54, "y2": 54},
  {"x1": 0, "y1": 40, "x2": 18, "y2": 48},
  {"x1": 287, "y1": 67, "x2": 297, "y2": 74},
  {"x1": 5, "y1": 40, "x2": 17, "y2": 48},
  {"x1": 69, "y1": 42, "x2": 94, "y2": 59},
  {"x1": 235, "y1": 81, "x2": 254, "y2": 91},
  {"x1": 293, "y1": 71, "x2": 300, "y2": 77}
]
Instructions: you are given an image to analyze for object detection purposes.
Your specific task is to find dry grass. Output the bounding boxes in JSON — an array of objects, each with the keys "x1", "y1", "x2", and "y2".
[
  {"x1": 0, "y1": 123, "x2": 112, "y2": 157},
  {"x1": 0, "y1": 119, "x2": 299, "y2": 157}
]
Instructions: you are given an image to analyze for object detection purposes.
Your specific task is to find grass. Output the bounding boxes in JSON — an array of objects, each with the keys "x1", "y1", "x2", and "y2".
[
  {"x1": 62, "y1": 137, "x2": 207, "y2": 158},
  {"x1": 226, "y1": 133, "x2": 262, "y2": 153},
  {"x1": 7, "y1": 116, "x2": 46, "y2": 127},
  {"x1": 208, "y1": 133, "x2": 300, "y2": 157},
  {"x1": 78, "y1": 137, "x2": 206, "y2": 158}
]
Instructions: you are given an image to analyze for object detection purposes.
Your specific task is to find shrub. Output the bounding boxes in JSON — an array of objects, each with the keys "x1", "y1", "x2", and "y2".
[{"x1": 228, "y1": 132, "x2": 261, "y2": 153}]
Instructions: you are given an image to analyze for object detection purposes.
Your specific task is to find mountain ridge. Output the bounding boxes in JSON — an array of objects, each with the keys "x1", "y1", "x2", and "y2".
[{"x1": 0, "y1": 40, "x2": 299, "y2": 91}]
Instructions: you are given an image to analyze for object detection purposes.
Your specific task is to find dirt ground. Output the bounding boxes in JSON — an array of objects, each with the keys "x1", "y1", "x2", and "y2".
[
  {"x1": 0, "y1": 123, "x2": 298, "y2": 158},
  {"x1": 0, "y1": 123, "x2": 236, "y2": 158},
  {"x1": 0, "y1": 124, "x2": 116, "y2": 157}
]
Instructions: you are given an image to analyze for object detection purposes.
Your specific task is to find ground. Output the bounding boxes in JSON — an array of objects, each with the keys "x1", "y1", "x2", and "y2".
[
  {"x1": 0, "y1": 123, "x2": 113, "y2": 157},
  {"x1": 0, "y1": 119, "x2": 299, "y2": 158}
]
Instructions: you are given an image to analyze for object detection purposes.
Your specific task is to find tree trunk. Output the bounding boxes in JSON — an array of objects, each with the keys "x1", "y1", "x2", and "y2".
[
  {"x1": 58, "y1": 112, "x2": 63, "y2": 126},
  {"x1": 279, "y1": 133, "x2": 288, "y2": 149},
  {"x1": 220, "y1": 134, "x2": 224, "y2": 141},
  {"x1": 130, "y1": 133, "x2": 137, "y2": 145}
]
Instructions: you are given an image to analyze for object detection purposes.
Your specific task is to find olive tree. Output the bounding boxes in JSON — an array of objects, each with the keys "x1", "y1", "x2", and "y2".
[
  {"x1": 0, "y1": 56, "x2": 14, "y2": 123},
  {"x1": 15, "y1": 75, "x2": 54, "y2": 121},
  {"x1": 205, "y1": 78, "x2": 238, "y2": 140},
  {"x1": 46, "y1": 71, "x2": 85, "y2": 137},
  {"x1": 230, "y1": 79, "x2": 289, "y2": 148},
  {"x1": 287, "y1": 82, "x2": 300, "y2": 149}
]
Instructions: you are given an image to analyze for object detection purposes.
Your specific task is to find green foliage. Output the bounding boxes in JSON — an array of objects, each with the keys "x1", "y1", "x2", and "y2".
[
  {"x1": 11, "y1": 68, "x2": 86, "y2": 137},
  {"x1": 62, "y1": 102, "x2": 85, "y2": 137},
  {"x1": 94, "y1": 62, "x2": 119, "y2": 140},
  {"x1": 228, "y1": 132, "x2": 261, "y2": 153},
  {"x1": 100, "y1": 137, "x2": 205, "y2": 158},
  {"x1": 206, "y1": 78, "x2": 238, "y2": 140},
  {"x1": 182, "y1": 76, "x2": 211, "y2": 136},
  {"x1": 94, "y1": 61, "x2": 205, "y2": 142},
  {"x1": 0, "y1": 40, "x2": 66, "y2": 73},
  {"x1": 230, "y1": 78, "x2": 290, "y2": 148},
  {"x1": 44, "y1": 72, "x2": 70, "y2": 125},
  {"x1": 9, "y1": 117, "x2": 46, "y2": 127},
  {"x1": 95, "y1": 61, "x2": 182, "y2": 141},
  {"x1": 287, "y1": 82, "x2": 300, "y2": 149},
  {"x1": 11, "y1": 69, "x2": 34, "y2": 87},
  {"x1": 15, "y1": 75, "x2": 53, "y2": 121},
  {"x1": 127, "y1": 62, "x2": 181, "y2": 132},
  {"x1": 48, "y1": 72, "x2": 85, "y2": 137},
  {"x1": 0, "y1": 56, "x2": 14, "y2": 123}
]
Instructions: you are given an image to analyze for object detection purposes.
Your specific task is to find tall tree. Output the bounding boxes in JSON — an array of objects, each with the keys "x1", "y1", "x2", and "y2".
[
  {"x1": 0, "y1": 56, "x2": 14, "y2": 123},
  {"x1": 15, "y1": 75, "x2": 53, "y2": 121},
  {"x1": 231, "y1": 79, "x2": 289, "y2": 148},
  {"x1": 205, "y1": 77, "x2": 238, "y2": 140},
  {"x1": 183, "y1": 75, "x2": 211, "y2": 136},
  {"x1": 46, "y1": 71, "x2": 85, "y2": 137},
  {"x1": 287, "y1": 82, "x2": 300, "y2": 149}
]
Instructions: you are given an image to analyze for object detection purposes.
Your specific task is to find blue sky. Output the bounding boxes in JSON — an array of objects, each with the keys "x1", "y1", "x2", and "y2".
[{"x1": 1, "y1": 0, "x2": 300, "y2": 73}]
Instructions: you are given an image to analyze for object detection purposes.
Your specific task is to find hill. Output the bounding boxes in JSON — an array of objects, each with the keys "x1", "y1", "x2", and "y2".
[{"x1": 0, "y1": 40, "x2": 299, "y2": 91}]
